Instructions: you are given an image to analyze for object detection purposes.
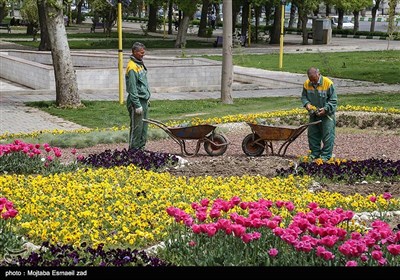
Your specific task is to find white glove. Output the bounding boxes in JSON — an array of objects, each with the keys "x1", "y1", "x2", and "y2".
[{"x1": 135, "y1": 107, "x2": 143, "y2": 115}]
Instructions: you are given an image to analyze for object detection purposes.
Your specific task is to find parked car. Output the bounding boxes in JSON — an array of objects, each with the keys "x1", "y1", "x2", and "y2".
[{"x1": 330, "y1": 16, "x2": 354, "y2": 29}]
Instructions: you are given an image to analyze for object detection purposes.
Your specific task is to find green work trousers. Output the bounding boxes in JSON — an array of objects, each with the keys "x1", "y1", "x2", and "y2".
[
  {"x1": 308, "y1": 114, "x2": 336, "y2": 161},
  {"x1": 128, "y1": 99, "x2": 149, "y2": 150}
]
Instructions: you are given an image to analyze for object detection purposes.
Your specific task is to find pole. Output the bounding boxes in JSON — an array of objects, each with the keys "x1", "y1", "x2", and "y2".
[
  {"x1": 279, "y1": 2, "x2": 285, "y2": 69},
  {"x1": 117, "y1": 0, "x2": 124, "y2": 104}
]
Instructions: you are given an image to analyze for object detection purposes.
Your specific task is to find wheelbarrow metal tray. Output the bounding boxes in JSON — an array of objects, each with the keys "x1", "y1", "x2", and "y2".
[
  {"x1": 247, "y1": 123, "x2": 298, "y2": 141},
  {"x1": 169, "y1": 124, "x2": 217, "y2": 140}
]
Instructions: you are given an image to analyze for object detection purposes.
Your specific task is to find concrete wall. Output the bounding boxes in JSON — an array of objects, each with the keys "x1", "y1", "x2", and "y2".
[
  {"x1": 0, "y1": 50, "x2": 222, "y2": 92},
  {"x1": 0, "y1": 52, "x2": 53, "y2": 89}
]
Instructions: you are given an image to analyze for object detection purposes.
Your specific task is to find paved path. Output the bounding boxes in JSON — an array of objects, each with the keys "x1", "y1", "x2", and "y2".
[{"x1": 1, "y1": 33, "x2": 400, "y2": 135}]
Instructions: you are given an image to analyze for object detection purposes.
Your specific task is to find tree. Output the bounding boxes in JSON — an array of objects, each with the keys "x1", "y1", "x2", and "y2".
[
  {"x1": 147, "y1": 2, "x2": 158, "y2": 32},
  {"x1": 350, "y1": 0, "x2": 371, "y2": 33},
  {"x1": 167, "y1": 0, "x2": 173, "y2": 35},
  {"x1": 269, "y1": 2, "x2": 281, "y2": 44},
  {"x1": 221, "y1": 0, "x2": 233, "y2": 104},
  {"x1": 37, "y1": 0, "x2": 51, "y2": 51},
  {"x1": 20, "y1": 0, "x2": 40, "y2": 36},
  {"x1": 90, "y1": 0, "x2": 119, "y2": 36},
  {"x1": 0, "y1": 0, "x2": 8, "y2": 23},
  {"x1": 174, "y1": 0, "x2": 197, "y2": 48},
  {"x1": 240, "y1": 0, "x2": 250, "y2": 44},
  {"x1": 197, "y1": 0, "x2": 210, "y2": 37},
  {"x1": 288, "y1": 2, "x2": 297, "y2": 28},
  {"x1": 331, "y1": 0, "x2": 353, "y2": 30},
  {"x1": 76, "y1": 0, "x2": 86, "y2": 24},
  {"x1": 44, "y1": 0, "x2": 81, "y2": 108},
  {"x1": 386, "y1": 0, "x2": 399, "y2": 49},
  {"x1": 292, "y1": 0, "x2": 320, "y2": 45},
  {"x1": 370, "y1": 0, "x2": 382, "y2": 32}
]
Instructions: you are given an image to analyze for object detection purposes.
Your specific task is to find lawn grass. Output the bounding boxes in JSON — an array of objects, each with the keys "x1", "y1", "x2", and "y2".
[
  {"x1": 205, "y1": 50, "x2": 400, "y2": 84},
  {"x1": 10, "y1": 37, "x2": 214, "y2": 49},
  {"x1": 27, "y1": 93, "x2": 400, "y2": 129}
]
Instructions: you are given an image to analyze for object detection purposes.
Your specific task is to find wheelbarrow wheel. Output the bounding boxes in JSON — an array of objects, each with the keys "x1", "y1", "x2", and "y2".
[
  {"x1": 204, "y1": 134, "x2": 228, "y2": 156},
  {"x1": 242, "y1": 133, "x2": 265, "y2": 156}
]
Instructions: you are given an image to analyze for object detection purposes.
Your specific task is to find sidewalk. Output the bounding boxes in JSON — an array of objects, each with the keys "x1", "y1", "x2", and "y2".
[{"x1": 1, "y1": 35, "x2": 400, "y2": 135}]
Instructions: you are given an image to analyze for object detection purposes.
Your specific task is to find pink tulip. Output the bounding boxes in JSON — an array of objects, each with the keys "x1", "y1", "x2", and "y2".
[
  {"x1": 345, "y1": 261, "x2": 358, "y2": 267},
  {"x1": 268, "y1": 248, "x2": 278, "y2": 257}
]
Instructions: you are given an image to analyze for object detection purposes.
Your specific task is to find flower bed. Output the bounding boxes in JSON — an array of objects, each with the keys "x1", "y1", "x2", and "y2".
[{"x1": 0, "y1": 107, "x2": 399, "y2": 266}]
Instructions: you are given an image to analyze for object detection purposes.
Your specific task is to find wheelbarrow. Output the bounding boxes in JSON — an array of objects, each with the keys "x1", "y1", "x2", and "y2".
[
  {"x1": 143, "y1": 119, "x2": 229, "y2": 157},
  {"x1": 242, "y1": 120, "x2": 322, "y2": 157}
]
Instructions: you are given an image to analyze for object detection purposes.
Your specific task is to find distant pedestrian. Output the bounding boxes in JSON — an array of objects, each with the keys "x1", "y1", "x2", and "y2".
[
  {"x1": 125, "y1": 42, "x2": 151, "y2": 150},
  {"x1": 208, "y1": 12, "x2": 216, "y2": 29},
  {"x1": 301, "y1": 67, "x2": 338, "y2": 161},
  {"x1": 210, "y1": 12, "x2": 216, "y2": 29},
  {"x1": 173, "y1": 15, "x2": 179, "y2": 31}
]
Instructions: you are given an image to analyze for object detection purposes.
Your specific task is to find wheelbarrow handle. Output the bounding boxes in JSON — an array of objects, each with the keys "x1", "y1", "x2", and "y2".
[
  {"x1": 300, "y1": 120, "x2": 322, "y2": 129},
  {"x1": 143, "y1": 118, "x2": 170, "y2": 130}
]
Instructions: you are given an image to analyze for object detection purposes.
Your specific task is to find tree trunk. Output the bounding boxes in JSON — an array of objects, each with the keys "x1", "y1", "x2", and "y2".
[
  {"x1": 337, "y1": 9, "x2": 345, "y2": 29},
  {"x1": 254, "y1": 5, "x2": 261, "y2": 43},
  {"x1": 175, "y1": 14, "x2": 192, "y2": 48},
  {"x1": 76, "y1": 0, "x2": 85, "y2": 24},
  {"x1": 387, "y1": 0, "x2": 397, "y2": 33},
  {"x1": 241, "y1": 0, "x2": 249, "y2": 44},
  {"x1": 325, "y1": 4, "x2": 330, "y2": 17},
  {"x1": 232, "y1": 1, "x2": 242, "y2": 33},
  {"x1": 387, "y1": 0, "x2": 398, "y2": 49},
  {"x1": 300, "y1": 12, "x2": 309, "y2": 45},
  {"x1": 147, "y1": 4, "x2": 158, "y2": 32},
  {"x1": 370, "y1": 0, "x2": 381, "y2": 32},
  {"x1": 197, "y1": 0, "x2": 210, "y2": 37},
  {"x1": 0, "y1": 2, "x2": 6, "y2": 22},
  {"x1": 270, "y1": 4, "x2": 281, "y2": 44},
  {"x1": 288, "y1": 3, "x2": 296, "y2": 28},
  {"x1": 221, "y1": 0, "x2": 233, "y2": 104},
  {"x1": 167, "y1": 1, "x2": 173, "y2": 35},
  {"x1": 45, "y1": 0, "x2": 80, "y2": 108},
  {"x1": 37, "y1": 0, "x2": 51, "y2": 51},
  {"x1": 353, "y1": 11, "x2": 359, "y2": 32}
]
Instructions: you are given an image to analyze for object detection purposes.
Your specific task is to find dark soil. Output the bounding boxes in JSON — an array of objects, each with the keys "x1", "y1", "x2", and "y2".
[{"x1": 63, "y1": 123, "x2": 400, "y2": 229}]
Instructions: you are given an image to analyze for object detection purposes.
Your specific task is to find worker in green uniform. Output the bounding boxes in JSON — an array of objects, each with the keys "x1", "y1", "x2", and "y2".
[
  {"x1": 125, "y1": 42, "x2": 151, "y2": 150},
  {"x1": 301, "y1": 67, "x2": 338, "y2": 161}
]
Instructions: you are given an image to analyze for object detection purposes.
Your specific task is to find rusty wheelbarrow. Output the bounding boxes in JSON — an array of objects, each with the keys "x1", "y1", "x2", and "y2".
[
  {"x1": 242, "y1": 120, "x2": 322, "y2": 156},
  {"x1": 144, "y1": 119, "x2": 229, "y2": 157}
]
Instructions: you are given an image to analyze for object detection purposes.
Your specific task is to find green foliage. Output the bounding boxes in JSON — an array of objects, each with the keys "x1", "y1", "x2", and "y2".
[
  {"x1": 0, "y1": 216, "x2": 25, "y2": 259},
  {"x1": 20, "y1": 0, "x2": 38, "y2": 26}
]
